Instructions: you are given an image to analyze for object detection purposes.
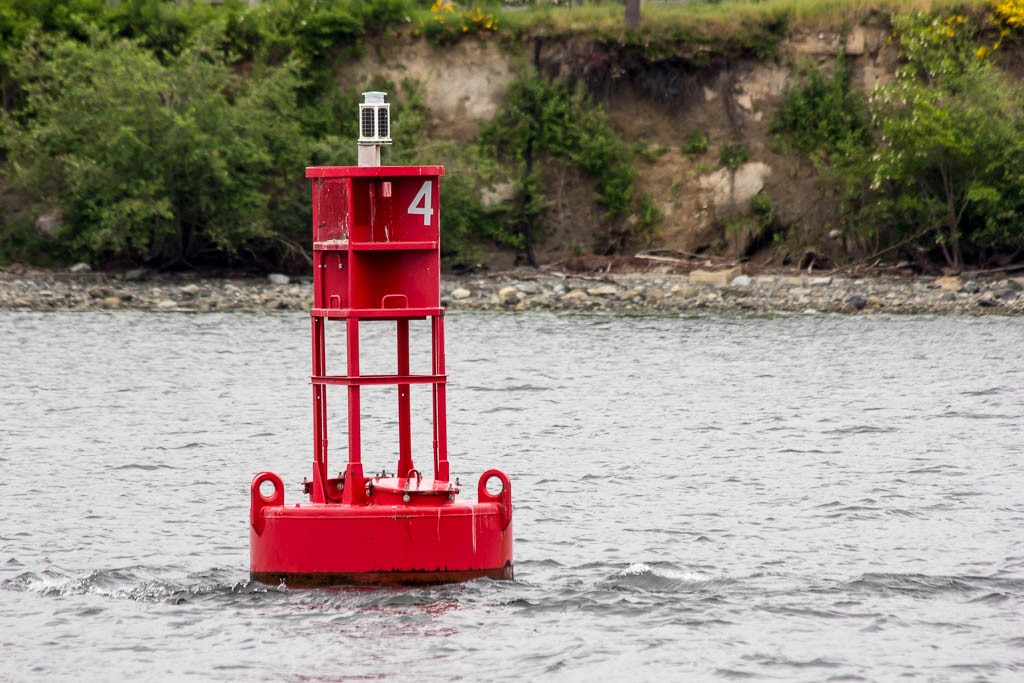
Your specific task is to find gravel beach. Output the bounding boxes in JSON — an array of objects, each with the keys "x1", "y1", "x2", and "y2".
[{"x1": 2, "y1": 264, "x2": 1023, "y2": 316}]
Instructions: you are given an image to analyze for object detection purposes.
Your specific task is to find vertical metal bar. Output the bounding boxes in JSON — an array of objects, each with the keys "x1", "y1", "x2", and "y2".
[
  {"x1": 310, "y1": 314, "x2": 327, "y2": 504},
  {"x1": 433, "y1": 314, "x2": 449, "y2": 482},
  {"x1": 396, "y1": 319, "x2": 413, "y2": 478},
  {"x1": 347, "y1": 318, "x2": 361, "y2": 470}
]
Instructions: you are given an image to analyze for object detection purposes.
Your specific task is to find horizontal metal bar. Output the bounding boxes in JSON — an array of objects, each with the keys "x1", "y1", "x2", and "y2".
[
  {"x1": 311, "y1": 307, "x2": 443, "y2": 320},
  {"x1": 313, "y1": 240, "x2": 437, "y2": 252},
  {"x1": 311, "y1": 374, "x2": 447, "y2": 386}
]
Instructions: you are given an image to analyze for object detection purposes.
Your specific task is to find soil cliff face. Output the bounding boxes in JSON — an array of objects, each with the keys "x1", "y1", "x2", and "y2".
[{"x1": 343, "y1": 24, "x2": 899, "y2": 266}]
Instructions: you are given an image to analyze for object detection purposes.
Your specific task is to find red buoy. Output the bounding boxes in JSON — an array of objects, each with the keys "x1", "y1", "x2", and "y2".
[{"x1": 250, "y1": 94, "x2": 512, "y2": 586}]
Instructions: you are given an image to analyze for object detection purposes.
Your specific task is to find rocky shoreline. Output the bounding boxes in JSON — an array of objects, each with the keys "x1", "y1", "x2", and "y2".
[{"x1": 2, "y1": 264, "x2": 1023, "y2": 316}]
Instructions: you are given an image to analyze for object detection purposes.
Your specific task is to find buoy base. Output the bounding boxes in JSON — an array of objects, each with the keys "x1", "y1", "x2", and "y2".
[
  {"x1": 251, "y1": 562, "x2": 513, "y2": 588},
  {"x1": 250, "y1": 470, "x2": 513, "y2": 588}
]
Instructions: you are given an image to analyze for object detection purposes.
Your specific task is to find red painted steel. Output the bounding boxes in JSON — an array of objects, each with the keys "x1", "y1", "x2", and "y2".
[{"x1": 250, "y1": 165, "x2": 513, "y2": 586}]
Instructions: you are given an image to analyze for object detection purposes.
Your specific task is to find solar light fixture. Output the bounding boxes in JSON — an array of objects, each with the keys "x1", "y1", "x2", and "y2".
[{"x1": 358, "y1": 91, "x2": 391, "y2": 166}]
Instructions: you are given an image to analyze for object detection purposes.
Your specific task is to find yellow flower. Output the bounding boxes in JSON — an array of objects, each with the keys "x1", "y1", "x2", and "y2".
[{"x1": 977, "y1": 46, "x2": 989, "y2": 58}]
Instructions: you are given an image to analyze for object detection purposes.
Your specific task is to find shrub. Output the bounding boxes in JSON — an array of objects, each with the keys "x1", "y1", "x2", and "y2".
[
  {"x1": 770, "y1": 52, "x2": 869, "y2": 158},
  {"x1": 719, "y1": 142, "x2": 749, "y2": 171},
  {"x1": 859, "y1": 11, "x2": 1024, "y2": 268},
  {"x1": 481, "y1": 73, "x2": 645, "y2": 258},
  {"x1": 681, "y1": 127, "x2": 708, "y2": 155},
  {"x1": 4, "y1": 33, "x2": 311, "y2": 266}
]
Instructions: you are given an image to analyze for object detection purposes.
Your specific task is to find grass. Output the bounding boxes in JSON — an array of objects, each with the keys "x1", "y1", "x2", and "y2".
[{"x1": 483, "y1": 0, "x2": 982, "y2": 39}]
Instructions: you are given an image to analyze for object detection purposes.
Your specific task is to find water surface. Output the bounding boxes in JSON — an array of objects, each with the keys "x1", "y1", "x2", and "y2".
[{"x1": 1, "y1": 311, "x2": 1023, "y2": 681}]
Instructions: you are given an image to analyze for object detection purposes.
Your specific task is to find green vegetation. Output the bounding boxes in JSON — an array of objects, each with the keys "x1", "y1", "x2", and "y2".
[
  {"x1": 863, "y1": 11, "x2": 1024, "y2": 268},
  {"x1": 682, "y1": 128, "x2": 709, "y2": 156},
  {"x1": 2, "y1": 0, "x2": 1022, "y2": 271},
  {"x1": 770, "y1": 50, "x2": 870, "y2": 158},
  {"x1": 772, "y1": 6, "x2": 1024, "y2": 268},
  {"x1": 719, "y1": 142, "x2": 750, "y2": 172},
  {"x1": 481, "y1": 73, "x2": 648, "y2": 262},
  {"x1": 0, "y1": 0, "x2": 411, "y2": 268}
]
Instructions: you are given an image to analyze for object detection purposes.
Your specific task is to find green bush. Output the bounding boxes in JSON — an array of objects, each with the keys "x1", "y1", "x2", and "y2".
[
  {"x1": 719, "y1": 142, "x2": 749, "y2": 171},
  {"x1": 681, "y1": 127, "x2": 708, "y2": 156},
  {"x1": 481, "y1": 73, "x2": 645, "y2": 258},
  {"x1": 4, "y1": 33, "x2": 311, "y2": 266},
  {"x1": 770, "y1": 52, "x2": 870, "y2": 158},
  {"x1": 858, "y1": 12, "x2": 1024, "y2": 268}
]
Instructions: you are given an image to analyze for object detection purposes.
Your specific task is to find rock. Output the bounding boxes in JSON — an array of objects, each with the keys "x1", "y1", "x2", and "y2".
[
  {"x1": 731, "y1": 274, "x2": 753, "y2": 287},
  {"x1": 268, "y1": 273, "x2": 290, "y2": 285},
  {"x1": 157, "y1": 299, "x2": 177, "y2": 310},
  {"x1": 689, "y1": 267, "x2": 744, "y2": 287},
  {"x1": 124, "y1": 269, "x2": 149, "y2": 282},
  {"x1": 994, "y1": 286, "x2": 1019, "y2": 300},
  {"x1": 497, "y1": 285, "x2": 520, "y2": 303},
  {"x1": 560, "y1": 289, "x2": 589, "y2": 302},
  {"x1": 586, "y1": 284, "x2": 619, "y2": 297},
  {"x1": 35, "y1": 210, "x2": 63, "y2": 237},
  {"x1": 999, "y1": 278, "x2": 1023, "y2": 291},
  {"x1": 809, "y1": 276, "x2": 833, "y2": 287},
  {"x1": 847, "y1": 294, "x2": 867, "y2": 311},
  {"x1": 516, "y1": 281, "x2": 540, "y2": 295},
  {"x1": 480, "y1": 181, "x2": 516, "y2": 208},
  {"x1": 644, "y1": 287, "x2": 666, "y2": 300},
  {"x1": 866, "y1": 295, "x2": 884, "y2": 309},
  {"x1": 69, "y1": 262, "x2": 92, "y2": 273},
  {"x1": 699, "y1": 162, "x2": 772, "y2": 207},
  {"x1": 672, "y1": 286, "x2": 699, "y2": 299},
  {"x1": 962, "y1": 280, "x2": 983, "y2": 294},
  {"x1": 781, "y1": 276, "x2": 805, "y2": 287},
  {"x1": 618, "y1": 289, "x2": 641, "y2": 300},
  {"x1": 934, "y1": 276, "x2": 963, "y2": 292},
  {"x1": 180, "y1": 284, "x2": 201, "y2": 297},
  {"x1": 101, "y1": 296, "x2": 123, "y2": 309},
  {"x1": 450, "y1": 287, "x2": 471, "y2": 300},
  {"x1": 87, "y1": 286, "x2": 110, "y2": 299}
]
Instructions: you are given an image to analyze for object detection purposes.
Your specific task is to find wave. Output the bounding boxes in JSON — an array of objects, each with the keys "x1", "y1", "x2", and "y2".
[{"x1": 1, "y1": 565, "x2": 267, "y2": 603}]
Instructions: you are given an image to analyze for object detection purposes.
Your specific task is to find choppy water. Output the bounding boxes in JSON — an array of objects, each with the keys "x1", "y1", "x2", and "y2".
[{"x1": 2, "y1": 311, "x2": 1023, "y2": 681}]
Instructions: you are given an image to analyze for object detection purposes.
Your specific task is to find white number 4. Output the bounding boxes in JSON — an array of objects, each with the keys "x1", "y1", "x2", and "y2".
[{"x1": 407, "y1": 181, "x2": 434, "y2": 227}]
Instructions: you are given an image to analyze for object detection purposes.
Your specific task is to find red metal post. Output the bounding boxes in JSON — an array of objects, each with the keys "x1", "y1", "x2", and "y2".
[
  {"x1": 343, "y1": 318, "x2": 366, "y2": 504},
  {"x1": 396, "y1": 319, "x2": 413, "y2": 478},
  {"x1": 310, "y1": 314, "x2": 327, "y2": 503},
  {"x1": 432, "y1": 314, "x2": 449, "y2": 482}
]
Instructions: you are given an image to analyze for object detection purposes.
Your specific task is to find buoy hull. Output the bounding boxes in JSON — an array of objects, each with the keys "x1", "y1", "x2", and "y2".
[{"x1": 250, "y1": 501, "x2": 513, "y2": 587}]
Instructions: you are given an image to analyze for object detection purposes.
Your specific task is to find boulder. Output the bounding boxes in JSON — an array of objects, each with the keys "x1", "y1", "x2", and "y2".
[
  {"x1": 586, "y1": 284, "x2": 619, "y2": 297},
  {"x1": 268, "y1": 273, "x2": 290, "y2": 285},
  {"x1": 497, "y1": 285, "x2": 520, "y2": 303},
  {"x1": 450, "y1": 287, "x2": 471, "y2": 300},
  {"x1": 560, "y1": 289, "x2": 589, "y2": 302},
  {"x1": 934, "y1": 276, "x2": 963, "y2": 292},
  {"x1": 689, "y1": 267, "x2": 743, "y2": 287}
]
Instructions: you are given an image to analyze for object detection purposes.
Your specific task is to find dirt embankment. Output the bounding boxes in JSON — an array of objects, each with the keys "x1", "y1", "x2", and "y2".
[{"x1": 345, "y1": 23, "x2": 900, "y2": 267}]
